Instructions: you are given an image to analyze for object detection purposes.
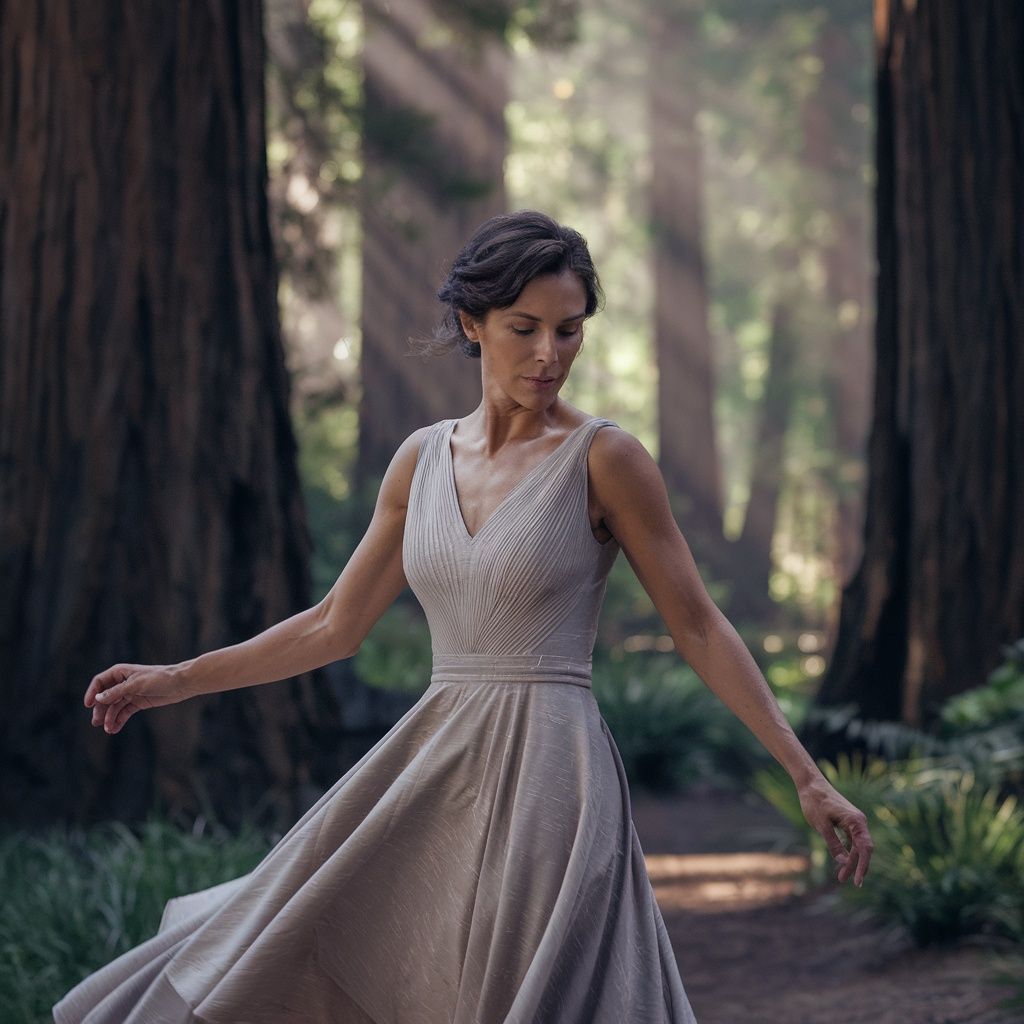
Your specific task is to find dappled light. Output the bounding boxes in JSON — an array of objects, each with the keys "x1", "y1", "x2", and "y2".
[{"x1": 5, "y1": 0, "x2": 1021, "y2": 1021}]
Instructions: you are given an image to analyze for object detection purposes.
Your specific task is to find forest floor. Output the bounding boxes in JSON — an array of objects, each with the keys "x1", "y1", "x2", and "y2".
[{"x1": 631, "y1": 787, "x2": 1021, "y2": 1024}]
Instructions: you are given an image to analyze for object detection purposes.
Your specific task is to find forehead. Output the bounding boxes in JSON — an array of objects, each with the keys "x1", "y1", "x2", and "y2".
[{"x1": 506, "y1": 269, "x2": 586, "y2": 314}]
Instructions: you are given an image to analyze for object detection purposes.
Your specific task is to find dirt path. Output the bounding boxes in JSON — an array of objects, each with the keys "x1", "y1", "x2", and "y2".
[{"x1": 631, "y1": 787, "x2": 1021, "y2": 1024}]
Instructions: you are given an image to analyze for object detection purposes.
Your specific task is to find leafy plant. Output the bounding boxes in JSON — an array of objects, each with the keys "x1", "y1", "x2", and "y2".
[
  {"x1": 803, "y1": 636, "x2": 1024, "y2": 795},
  {"x1": 0, "y1": 814, "x2": 273, "y2": 1024},
  {"x1": 352, "y1": 600, "x2": 434, "y2": 694},
  {"x1": 940, "y1": 638, "x2": 1024, "y2": 734},
  {"x1": 756, "y1": 752, "x2": 1024, "y2": 947},
  {"x1": 593, "y1": 652, "x2": 768, "y2": 793},
  {"x1": 842, "y1": 771, "x2": 1024, "y2": 947},
  {"x1": 753, "y1": 749, "x2": 893, "y2": 886}
]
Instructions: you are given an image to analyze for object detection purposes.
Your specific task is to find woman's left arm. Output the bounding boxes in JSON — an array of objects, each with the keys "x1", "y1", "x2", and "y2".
[{"x1": 589, "y1": 426, "x2": 874, "y2": 887}]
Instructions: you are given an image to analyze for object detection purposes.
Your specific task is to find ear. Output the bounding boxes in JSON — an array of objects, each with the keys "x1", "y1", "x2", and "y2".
[{"x1": 458, "y1": 309, "x2": 481, "y2": 342}]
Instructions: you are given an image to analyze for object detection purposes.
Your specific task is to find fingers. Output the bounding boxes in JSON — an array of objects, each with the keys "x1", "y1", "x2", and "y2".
[
  {"x1": 829, "y1": 814, "x2": 874, "y2": 887},
  {"x1": 85, "y1": 665, "x2": 133, "y2": 707},
  {"x1": 804, "y1": 784, "x2": 875, "y2": 888},
  {"x1": 822, "y1": 823, "x2": 850, "y2": 864},
  {"x1": 86, "y1": 664, "x2": 147, "y2": 735},
  {"x1": 92, "y1": 670, "x2": 137, "y2": 707},
  {"x1": 848, "y1": 820, "x2": 874, "y2": 886},
  {"x1": 98, "y1": 697, "x2": 135, "y2": 734},
  {"x1": 837, "y1": 847, "x2": 859, "y2": 884}
]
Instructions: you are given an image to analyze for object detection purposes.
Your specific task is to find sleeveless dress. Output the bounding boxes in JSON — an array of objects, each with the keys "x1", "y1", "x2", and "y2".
[{"x1": 53, "y1": 416, "x2": 699, "y2": 1024}]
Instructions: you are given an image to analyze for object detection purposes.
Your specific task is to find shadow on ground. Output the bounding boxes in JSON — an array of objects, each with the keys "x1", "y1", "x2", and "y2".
[{"x1": 632, "y1": 787, "x2": 1020, "y2": 1024}]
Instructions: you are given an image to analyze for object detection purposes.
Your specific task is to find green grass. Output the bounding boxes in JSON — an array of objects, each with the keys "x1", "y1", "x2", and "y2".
[{"x1": 0, "y1": 814, "x2": 274, "y2": 1024}]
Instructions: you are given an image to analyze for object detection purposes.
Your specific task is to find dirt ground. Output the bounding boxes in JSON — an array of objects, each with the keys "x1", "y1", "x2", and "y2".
[{"x1": 631, "y1": 787, "x2": 1022, "y2": 1024}]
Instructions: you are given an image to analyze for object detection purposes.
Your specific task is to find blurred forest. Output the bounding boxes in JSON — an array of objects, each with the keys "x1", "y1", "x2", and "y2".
[{"x1": 1, "y1": 0, "x2": 1021, "y2": 831}]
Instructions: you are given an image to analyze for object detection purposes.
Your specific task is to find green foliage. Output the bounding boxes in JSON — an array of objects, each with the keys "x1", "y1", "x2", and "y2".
[
  {"x1": 804, "y1": 667, "x2": 1024, "y2": 794},
  {"x1": 802, "y1": 714, "x2": 1024, "y2": 808},
  {"x1": 294, "y1": 403, "x2": 364, "y2": 603},
  {"x1": 861, "y1": 772, "x2": 1024, "y2": 947},
  {"x1": 941, "y1": 638, "x2": 1024, "y2": 734},
  {"x1": 757, "y1": 635, "x2": 1024, "y2": 962},
  {"x1": 353, "y1": 601, "x2": 434, "y2": 694},
  {"x1": 507, "y1": 0, "x2": 580, "y2": 48},
  {"x1": 363, "y1": 102, "x2": 497, "y2": 207},
  {"x1": 268, "y1": 0, "x2": 362, "y2": 301},
  {"x1": 756, "y1": 756, "x2": 1024, "y2": 947},
  {"x1": 593, "y1": 651, "x2": 769, "y2": 793},
  {"x1": 753, "y1": 750, "x2": 892, "y2": 887},
  {"x1": 0, "y1": 815, "x2": 274, "y2": 1024}
]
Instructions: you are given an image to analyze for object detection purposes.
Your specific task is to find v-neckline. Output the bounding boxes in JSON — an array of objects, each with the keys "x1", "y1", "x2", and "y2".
[{"x1": 444, "y1": 417, "x2": 595, "y2": 542}]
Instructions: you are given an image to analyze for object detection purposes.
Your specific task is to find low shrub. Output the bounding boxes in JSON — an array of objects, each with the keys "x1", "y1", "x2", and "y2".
[
  {"x1": 941, "y1": 638, "x2": 1024, "y2": 734},
  {"x1": 593, "y1": 651, "x2": 769, "y2": 793},
  {"x1": 849, "y1": 771, "x2": 1024, "y2": 946},
  {"x1": 0, "y1": 814, "x2": 273, "y2": 1024},
  {"x1": 755, "y1": 755, "x2": 1024, "y2": 947}
]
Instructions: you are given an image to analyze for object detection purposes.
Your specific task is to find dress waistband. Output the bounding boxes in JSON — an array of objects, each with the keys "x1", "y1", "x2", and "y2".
[{"x1": 430, "y1": 653, "x2": 593, "y2": 689}]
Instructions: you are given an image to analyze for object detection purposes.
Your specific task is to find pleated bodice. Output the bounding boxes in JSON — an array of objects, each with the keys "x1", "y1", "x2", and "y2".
[{"x1": 403, "y1": 416, "x2": 620, "y2": 688}]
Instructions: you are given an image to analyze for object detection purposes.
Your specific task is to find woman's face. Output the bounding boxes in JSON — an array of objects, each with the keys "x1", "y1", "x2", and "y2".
[{"x1": 459, "y1": 269, "x2": 587, "y2": 408}]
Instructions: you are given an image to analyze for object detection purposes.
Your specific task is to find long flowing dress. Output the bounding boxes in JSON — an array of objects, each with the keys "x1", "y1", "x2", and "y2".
[{"x1": 53, "y1": 416, "x2": 699, "y2": 1023}]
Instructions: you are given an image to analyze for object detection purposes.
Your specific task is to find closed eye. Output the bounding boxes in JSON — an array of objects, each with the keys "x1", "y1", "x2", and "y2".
[{"x1": 512, "y1": 326, "x2": 581, "y2": 337}]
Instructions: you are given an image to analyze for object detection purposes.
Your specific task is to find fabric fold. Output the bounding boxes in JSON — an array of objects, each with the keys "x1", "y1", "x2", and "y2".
[{"x1": 53, "y1": 416, "x2": 698, "y2": 1023}]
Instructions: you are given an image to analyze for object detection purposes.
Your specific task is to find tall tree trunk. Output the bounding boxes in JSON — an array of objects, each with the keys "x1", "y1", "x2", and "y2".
[
  {"x1": 646, "y1": 0, "x2": 724, "y2": 566},
  {"x1": 0, "y1": 1, "x2": 341, "y2": 829},
  {"x1": 730, "y1": 300, "x2": 798, "y2": 623},
  {"x1": 809, "y1": 0, "x2": 1024, "y2": 740},
  {"x1": 802, "y1": 19, "x2": 874, "y2": 593},
  {"x1": 357, "y1": 0, "x2": 509, "y2": 488}
]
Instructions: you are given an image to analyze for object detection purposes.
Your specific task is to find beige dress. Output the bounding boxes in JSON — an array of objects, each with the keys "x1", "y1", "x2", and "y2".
[{"x1": 53, "y1": 416, "x2": 698, "y2": 1023}]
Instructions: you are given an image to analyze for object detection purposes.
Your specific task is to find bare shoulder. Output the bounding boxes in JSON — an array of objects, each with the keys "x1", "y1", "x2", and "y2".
[
  {"x1": 375, "y1": 422, "x2": 438, "y2": 514},
  {"x1": 588, "y1": 424, "x2": 662, "y2": 494},
  {"x1": 586, "y1": 424, "x2": 673, "y2": 534}
]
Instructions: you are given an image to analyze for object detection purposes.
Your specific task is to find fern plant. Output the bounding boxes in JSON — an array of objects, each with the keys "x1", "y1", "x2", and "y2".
[
  {"x1": 753, "y1": 750, "x2": 893, "y2": 887},
  {"x1": 841, "y1": 771, "x2": 1024, "y2": 947},
  {"x1": 593, "y1": 653, "x2": 768, "y2": 793}
]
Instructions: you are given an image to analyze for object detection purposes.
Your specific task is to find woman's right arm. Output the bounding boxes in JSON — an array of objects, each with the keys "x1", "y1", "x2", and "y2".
[{"x1": 89, "y1": 425, "x2": 431, "y2": 734}]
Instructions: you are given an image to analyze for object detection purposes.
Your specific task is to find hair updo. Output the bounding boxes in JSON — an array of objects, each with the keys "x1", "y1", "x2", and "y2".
[{"x1": 420, "y1": 209, "x2": 605, "y2": 359}]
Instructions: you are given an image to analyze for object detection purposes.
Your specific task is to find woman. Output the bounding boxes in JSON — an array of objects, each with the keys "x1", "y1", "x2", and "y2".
[{"x1": 55, "y1": 210, "x2": 873, "y2": 1023}]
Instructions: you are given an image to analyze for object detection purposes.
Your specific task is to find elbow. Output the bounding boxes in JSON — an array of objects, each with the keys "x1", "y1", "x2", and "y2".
[
  {"x1": 673, "y1": 598, "x2": 722, "y2": 651},
  {"x1": 316, "y1": 599, "x2": 360, "y2": 662},
  {"x1": 327, "y1": 625, "x2": 361, "y2": 663}
]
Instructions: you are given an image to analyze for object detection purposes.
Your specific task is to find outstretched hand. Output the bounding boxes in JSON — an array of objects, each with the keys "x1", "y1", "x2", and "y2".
[
  {"x1": 85, "y1": 663, "x2": 189, "y2": 735},
  {"x1": 797, "y1": 776, "x2": 875, "y2": 887}
]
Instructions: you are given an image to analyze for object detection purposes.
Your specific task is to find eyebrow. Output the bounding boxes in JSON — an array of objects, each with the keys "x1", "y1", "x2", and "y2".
[{"x1": 507, "y1": 310, "x2": 586, "y2": 322}]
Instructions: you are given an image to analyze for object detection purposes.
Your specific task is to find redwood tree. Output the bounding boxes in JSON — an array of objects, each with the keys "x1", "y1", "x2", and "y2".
[
  {"x1": 0, "y1": 2, "x2": 341, "y2": 828},
  {"x1": 646, "y1": 0, "x2": 723, "y2": 560},
  {"x1": 357, "y1": 0, "x2": 510, "y2": 490},
  {"x1": 809, "y1": 0, "x2": 1024, "y2": 735}
]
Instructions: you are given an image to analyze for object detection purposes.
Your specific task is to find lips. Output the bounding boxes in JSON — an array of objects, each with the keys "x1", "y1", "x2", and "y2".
[{"x1": 526, "y1": 376, "x2": 556, "y2": 382}]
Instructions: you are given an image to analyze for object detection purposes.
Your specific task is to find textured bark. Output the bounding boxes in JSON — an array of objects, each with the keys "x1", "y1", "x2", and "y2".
[
  {"x1": 0, "y1": 2, "x2": 341, "y2": 828},
  {"x1": 357, "y1": 0, "x2": 509, "y2": 488},
  {"x1": 810, "y1": 0, "x2": 1024, "y2": 736},
  {"x1": 646, "y1": 0, "x2": 724, "y2": 565}
]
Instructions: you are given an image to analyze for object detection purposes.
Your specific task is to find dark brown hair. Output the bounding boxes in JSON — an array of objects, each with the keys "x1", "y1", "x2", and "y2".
[{"x1": 416, "y1": 209, "x2": 604, "y2": 359}]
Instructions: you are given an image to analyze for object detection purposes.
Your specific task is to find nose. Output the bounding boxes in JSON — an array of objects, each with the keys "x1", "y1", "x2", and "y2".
[{"x1": 532, "y1": 329, "x2": 559, "y2": 367}]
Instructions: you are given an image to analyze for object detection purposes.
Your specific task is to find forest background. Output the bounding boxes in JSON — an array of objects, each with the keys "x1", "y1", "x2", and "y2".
[{"x1": 2, "y1": 1, "x2": 1023, "y2": 1018}]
